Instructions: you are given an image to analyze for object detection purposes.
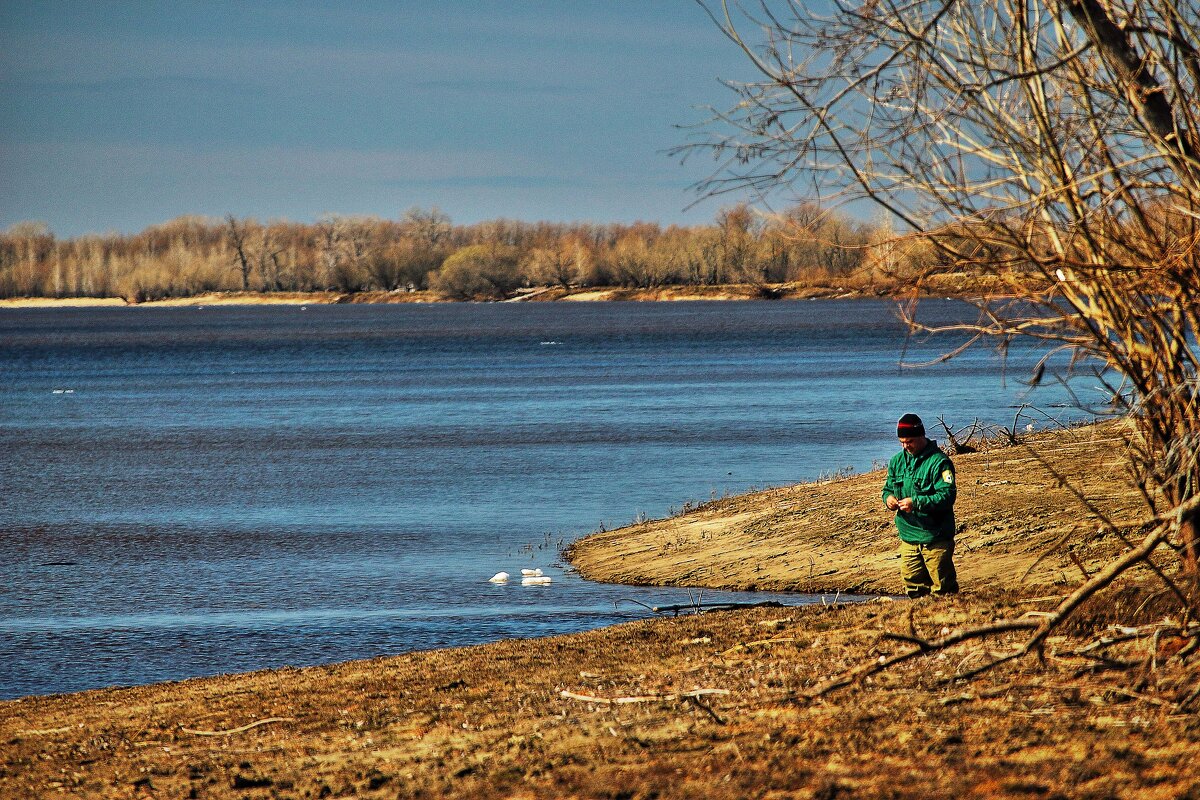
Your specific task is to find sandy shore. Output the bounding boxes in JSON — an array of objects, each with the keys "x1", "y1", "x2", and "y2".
[
  {"x1": 0, "y1": 286, "x2": 852, "y2": 308},
  {"x1": 2, "y1": 423, "x2": 1197, "y2": 799},
  {"x1": 0, "y1": 292, "x2": 344, "y2": 308},
  {"x1": 0, "y1": 275, "x2": 998, "y2": 308},
  {"x1": 0, "y1": 296, "x2": 129, "y2": 307},
  {"x1": 568, "y1": 423, "x2": 1145, "y2": 595}
]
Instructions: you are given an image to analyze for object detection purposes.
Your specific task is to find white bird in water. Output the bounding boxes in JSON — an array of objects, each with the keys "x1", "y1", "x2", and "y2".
[
  {"x1": 489, "y1": 572, "x2": 510, "y2": 583},
  {"x1": 521, "y1": 568, "x2": 543, "y2": 577},
  {"x1": 522, "y1": 576, "x2": 552, "y2": 586}
]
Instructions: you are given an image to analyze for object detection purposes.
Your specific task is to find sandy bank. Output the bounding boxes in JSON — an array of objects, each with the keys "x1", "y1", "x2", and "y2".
[
  {"x1": 3, "y1": 422, "x2": 1197, "y2": 799},
  {"x1": 0, "y1": 296, "x2": 128, "y2": 308},
  {"x1": 0, "y1": 291, "x2": 407, "y2": 308},
  {"x1": 569, "y1": 423, "x2": 1145, "y2": 596},
  {"x1": 0, "y1": 274, "x2": 1020, "y2": 308},
  {"x1": 0, "y1": 285, "x2": 854, "y2": 308}
]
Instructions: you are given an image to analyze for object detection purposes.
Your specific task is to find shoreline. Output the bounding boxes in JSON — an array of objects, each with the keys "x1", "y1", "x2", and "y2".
[
  {"x1": 0, "y1": 276, "x2": 1013, "y2": 308},
  {"x1": 3, "y1": 422, "x2": 1197, "y2": 798},
  {"x1": 567, "y1": 422, "x2": 1143, "y2": 595}
]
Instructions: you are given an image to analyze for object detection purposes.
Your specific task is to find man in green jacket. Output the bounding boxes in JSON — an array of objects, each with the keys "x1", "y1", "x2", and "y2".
[{"x1": 883, "y1": 413, "x2": 958, "y2": 597}]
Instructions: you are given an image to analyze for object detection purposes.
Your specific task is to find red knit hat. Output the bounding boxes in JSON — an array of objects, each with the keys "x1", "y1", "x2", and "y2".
[{"x1": 897, "y1": 413, "x2": 925, "y2": 438}]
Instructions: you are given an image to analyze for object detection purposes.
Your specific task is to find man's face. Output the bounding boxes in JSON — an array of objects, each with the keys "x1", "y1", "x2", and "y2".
[{"x1": 899, "y1": 435, "x2": 927, "y2": 455}]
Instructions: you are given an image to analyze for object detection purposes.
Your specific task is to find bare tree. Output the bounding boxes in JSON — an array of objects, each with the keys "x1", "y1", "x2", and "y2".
[
  {"x1": 0, "y1": 221, "x2": 55, "y2": 297},
  {"x1": 315, "y1": 215, "x2": 344, "y2": 290},
  {"x1": 715, "y1": 203, "x2": 761, "y2": 283},
  {"x1": 609, "y1": 233, "x2": 658, "y2": 288},
  {"x1": 254, "y1": 226, "x2": 285, "y2": 291},
  {"x1": 401, "y1": 206, "x2": 452, "y2": 250},
  {"x1": 339, "y1": 217, "x2": 375, "y2": 292},
  {"x1": 687, "y1": 0, "x2": 1200, "y2": 683},
  {"x1": 224, "y1": 215, "x2": 256, "y2": 291},
  {"x1": 524, "y1": 236, "x2": 592, "y2": 288}
]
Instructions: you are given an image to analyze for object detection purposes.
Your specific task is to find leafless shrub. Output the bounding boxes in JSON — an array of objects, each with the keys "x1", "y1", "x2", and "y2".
[{"x1": 689, "y1": 0, "x2": 1200, "y2": 687}]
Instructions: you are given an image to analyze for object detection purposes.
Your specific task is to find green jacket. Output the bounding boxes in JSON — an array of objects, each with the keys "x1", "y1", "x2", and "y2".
[{"x1": 882, "y1": 440, "x2": 957, "y2": 543}]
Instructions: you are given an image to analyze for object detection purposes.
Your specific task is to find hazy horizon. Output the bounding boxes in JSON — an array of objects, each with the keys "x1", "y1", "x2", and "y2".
[{"x1": 1, "y1": 2, "x2": 771, "y2": 238}]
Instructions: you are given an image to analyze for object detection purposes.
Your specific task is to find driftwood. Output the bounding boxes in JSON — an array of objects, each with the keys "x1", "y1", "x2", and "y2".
[
  {"x1": 559, "y1": 688, "x2": 730, "y2": 705},
  {"x1": 560, "y1": 690, "x2": 664, "y2": 705},
  {"x1": 615, "y1": 598, "x2": 787, "y2": 616},
  {"x1": 17, "y1": 727, "x2": 73, "y2": 736},
  {"x1": 809, "y1": 519, "x2": 1200, "y2": 703},
  {"x1": 807, "y1": 618, "x2": 1043, "y2": 698},
  {"x1": 650, "y1": 600, "x2": 784, "y2": 616},
  {"x1": 180, "y1": 717, "x2": 295, "y2": 736},
  {"x1": 559, "y1": 688, "x2": 731, "y2": 725}
]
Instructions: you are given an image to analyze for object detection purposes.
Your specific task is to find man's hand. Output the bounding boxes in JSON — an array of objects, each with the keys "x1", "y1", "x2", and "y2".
[
  {"x1": 897, "y1": 497, "x2": 915, "y2": 513},
  {"x1": 885, "y1": 495, "x2": 899, "y2": 511}
]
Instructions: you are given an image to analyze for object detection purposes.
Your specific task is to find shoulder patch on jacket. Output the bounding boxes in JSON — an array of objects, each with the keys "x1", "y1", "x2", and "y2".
[{"x1": 942, "y1": 468, "x2": 954, "y2": 484}]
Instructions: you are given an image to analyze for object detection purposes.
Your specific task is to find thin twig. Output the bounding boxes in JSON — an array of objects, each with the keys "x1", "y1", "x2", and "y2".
[{"x1": 683, "y1": 694, "x2": 727, "y2": 725}]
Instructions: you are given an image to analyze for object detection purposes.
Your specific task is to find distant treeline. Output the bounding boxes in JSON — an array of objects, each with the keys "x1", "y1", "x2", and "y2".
[{"x1": 0, "y1": 204, "x2": 938, "y2": 302}]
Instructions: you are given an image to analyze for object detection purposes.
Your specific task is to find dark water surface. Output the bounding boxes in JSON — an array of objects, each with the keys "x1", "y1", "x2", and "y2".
[{"x1": 1, "y1": 301, "x2": 1079, "y2": 699}]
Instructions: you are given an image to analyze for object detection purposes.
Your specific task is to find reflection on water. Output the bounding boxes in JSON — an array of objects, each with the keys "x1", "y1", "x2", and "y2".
[{"x1": 0, "y1": 301, "x2": 1080, "y2": 698}]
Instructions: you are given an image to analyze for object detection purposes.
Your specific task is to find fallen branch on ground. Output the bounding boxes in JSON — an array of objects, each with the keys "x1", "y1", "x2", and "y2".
[
  {"x1": 806, "y1": 618, "x2": 1041, "y2": 698},
  {"x1": 180, "y1": 717, "x2": 295, "y2": 736},
  {"x1": 683, "y1": 693, "x2": 727, "y2": 725},
  {"x1": 650, "y1": 601, "x2": 784, "y2": 615},
  {"x1": 17, "y1": 727, "x2": 73, "y2": 736},
  {"x1": 720, "y1": 638, "x2": 798, "y2": 657},
  {"x1": 806, "y1": 521, "x2": 1200, "y2": 705},
  {"x1": 559, "y1": 688, "x2": 730, "y2": 705}
]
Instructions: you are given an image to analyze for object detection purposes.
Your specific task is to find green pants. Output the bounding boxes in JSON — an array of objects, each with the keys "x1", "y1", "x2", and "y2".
[{"x1": 899, "y1": 538, "x2": 958, "y2": 597}]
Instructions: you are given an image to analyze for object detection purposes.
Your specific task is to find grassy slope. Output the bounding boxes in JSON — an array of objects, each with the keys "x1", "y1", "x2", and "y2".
[{"x1": 569, "y1": 424, "x2": 1144, "y2": 595}]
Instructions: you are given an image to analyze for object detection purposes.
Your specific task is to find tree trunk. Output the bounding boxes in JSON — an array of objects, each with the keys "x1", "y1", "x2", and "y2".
[
  {"x1": 1183, "y1": 505, "x2": 1199, "y2": 575},
  {"x1": 1064, "y1": 0, "x2": 1197, "y2": 166}
]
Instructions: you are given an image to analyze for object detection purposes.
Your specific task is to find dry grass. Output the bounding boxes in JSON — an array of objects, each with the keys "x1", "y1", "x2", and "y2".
[
  {"x1": 0, "y1": 297, "x2": 127, "y2": 308},
  {"x1": 2, "y1": 423, "x2": 1197, "y2": 799},
  {"x1": 3, "y1": 598, "x2": 1197, "y2": 799},
  {"x1": 571, "y1": 423, "x2": 1144, "y2": 595}
]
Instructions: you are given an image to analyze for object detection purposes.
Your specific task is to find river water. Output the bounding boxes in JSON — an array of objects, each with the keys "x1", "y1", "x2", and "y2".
[{"x1": 0, "y1": 300, "x2": 1083, "y2": 699}]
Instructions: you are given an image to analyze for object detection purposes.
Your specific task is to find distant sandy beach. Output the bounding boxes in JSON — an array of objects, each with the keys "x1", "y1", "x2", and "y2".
[
  {"x1": 0, "y1": 296, "x2": 129, "y2": 307},
  {"x1": 0, "y1": 275, "x2": 998, "y2": 309}
]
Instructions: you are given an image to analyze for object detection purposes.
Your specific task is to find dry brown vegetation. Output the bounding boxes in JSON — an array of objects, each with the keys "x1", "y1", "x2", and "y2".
[
  {"x1": 0, "y1": 204, "x2": 989, "y2": 304},
  {"x1": 679, "y1": 0, "x2": 1200, "y2": 708},
  {"x1": 3, "y1": 424, "x2": 1198, "y2": 799},
  {"x1": 4, "y1": 600, "x2": 1197, "y2": 800},
  {"x1": 569, "y1": 424, "x2": 1145, "y2": 595},
  {"x1": 695, "y1": 0, "x2": 1200, "y2": 583}
]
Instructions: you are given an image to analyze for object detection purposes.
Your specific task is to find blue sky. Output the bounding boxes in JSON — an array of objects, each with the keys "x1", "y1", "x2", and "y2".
[{"x1": 0, "y1": 1, "x2": 764, "y2": 237}]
